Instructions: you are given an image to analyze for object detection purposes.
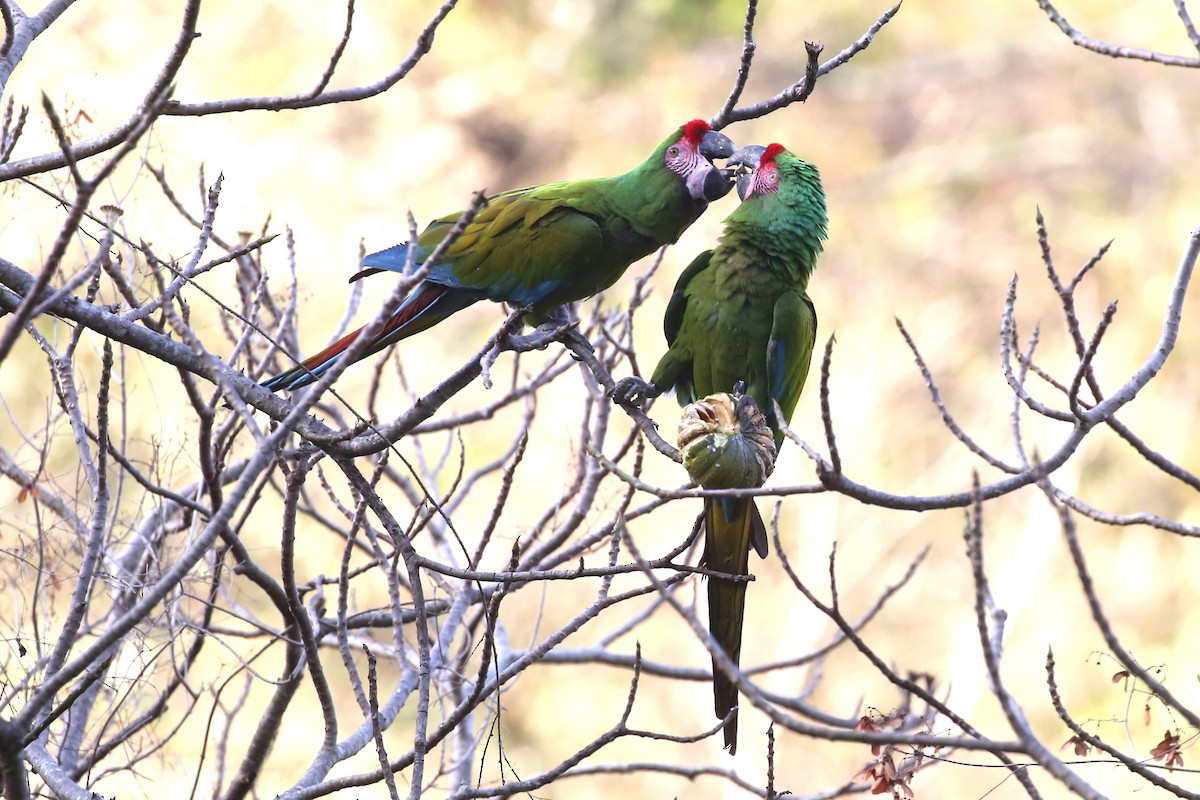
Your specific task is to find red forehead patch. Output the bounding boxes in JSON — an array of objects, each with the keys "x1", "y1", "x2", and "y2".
[
  {"x1": 683, "y1": 119, "x2": 711, "y2": 145},
  {"x1": 761, "y1": 143, "x2": 786, "y2": 167}
]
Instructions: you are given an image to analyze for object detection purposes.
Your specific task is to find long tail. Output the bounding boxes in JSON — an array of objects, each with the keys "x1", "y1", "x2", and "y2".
[
  {"x1": 705, "y1": 495, "x2": 767, "y2": 755},
  {"x1": 261, "y1": 282, "x2": 476, "y2": 392}
]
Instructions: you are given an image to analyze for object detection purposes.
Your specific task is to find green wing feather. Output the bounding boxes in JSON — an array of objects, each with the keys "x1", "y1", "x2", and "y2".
[
  {"x1": 417, "y1": 188, "x2": 608, "y2": 309},
  {"x1": 653, "y1": 249, "x2": 712, "y2": 402},
  {"x1": 664, "y1": 249, "x2": 713, "y2": 348},
  {"x1": 765, "y1": 291, "x2": 818, "y2": 447}
]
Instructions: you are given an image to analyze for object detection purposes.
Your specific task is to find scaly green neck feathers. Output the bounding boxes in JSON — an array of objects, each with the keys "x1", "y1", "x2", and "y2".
[{"x1": 606, "y1": 125, "x2": 698, "y2": 243}]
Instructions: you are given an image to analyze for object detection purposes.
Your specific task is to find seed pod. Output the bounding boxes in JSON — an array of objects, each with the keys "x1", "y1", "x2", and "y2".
[{"x1": 677, "y1": 392, "x2": 776, "y2": 489}]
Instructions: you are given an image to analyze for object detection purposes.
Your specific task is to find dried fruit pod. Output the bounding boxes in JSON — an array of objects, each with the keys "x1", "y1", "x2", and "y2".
[{"x1": 677, "y1": 392, "x2": 777, "y2": 489}]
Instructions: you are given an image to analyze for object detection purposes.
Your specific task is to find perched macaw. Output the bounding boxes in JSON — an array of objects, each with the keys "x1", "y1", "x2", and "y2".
[
  {"x1": 261, "y1": 120, "x2": 736, "y2": 391},
  {"x1": 618, "y1": 143, "x2": 827, "y2": 753}
]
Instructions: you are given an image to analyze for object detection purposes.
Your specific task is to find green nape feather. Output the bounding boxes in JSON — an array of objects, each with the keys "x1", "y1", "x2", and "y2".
[{"x1": 649, "y1": 144, "x2": 827, "y2": 754}]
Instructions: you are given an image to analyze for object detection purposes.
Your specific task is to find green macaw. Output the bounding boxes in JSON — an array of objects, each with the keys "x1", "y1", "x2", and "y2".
[
  {"x1": 618, "y1": 143, "x2": 827, "y2": 753},
  {"x1": 262, "y1": 120, "x2": 736, "y2": 391}
]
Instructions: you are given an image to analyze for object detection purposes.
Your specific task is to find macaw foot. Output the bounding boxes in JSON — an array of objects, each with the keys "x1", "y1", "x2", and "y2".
[
  {"x1": 610, "y1": 376, "x2": 661, "y2": 407},
  {"x1": 729, "y1": 381, "x2": 761, "y2": 417},
  {"x1": 507, "y1": 305, "x2": 572, "y2": 350},
  {"x1": 559, "y1": 326, "x2": 595, "y2": 358},
  {"x1": 536, "y1": 304, "x2": 574, "y2": 329}
]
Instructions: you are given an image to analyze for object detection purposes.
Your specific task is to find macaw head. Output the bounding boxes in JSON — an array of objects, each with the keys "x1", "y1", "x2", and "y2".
[
  {"x1": 726, "y1": 143, "x2": 777, "y2": 201},
  {"x1": 727, "y1": 141, "x2": 823, "y2": 200},
  {"x1": 666, "y1": 119, "x2": 737, "y2": 203}
]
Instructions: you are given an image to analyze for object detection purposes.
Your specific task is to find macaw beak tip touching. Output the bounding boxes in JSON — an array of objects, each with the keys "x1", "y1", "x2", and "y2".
[
  {"x1": 727, "y1": 144, "x2": 767, "y2": 167},
  {"x1": 735, "y1": 172, "x2": 753, "y2": 201},
  {"x1": 698, "y1": 129, "x2": 738, "y2": 201},
  {"x1": 728, "y1": 144, "x2": 767, "y2": 201}
]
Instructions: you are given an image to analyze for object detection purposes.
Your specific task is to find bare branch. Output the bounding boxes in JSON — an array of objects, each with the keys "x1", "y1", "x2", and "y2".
[
  {"x1": 308, "y1": 0, "x2": 356, "y2": 99},
  {"x1": 714, "y1": 0, "x2": 758, "y2": 125},
  {"x1": 0, "y1": 0, "x2": 200, "y2": 181},
  {"x1": 164, "y1": 0, "x2": 460, "y2": 118},
  {"x1": 1035, "y1": 0, "x2": 1200, "y2": 67},
  {"x1": 1177, "y1": 0, "x2": 1200, "y2": 53},
  {"x1": 897, "y1": 318, "x2": 1020, "y2": 473},
  {"x1": 714, "y1": 3, "x2": 902, "y2": 126}
]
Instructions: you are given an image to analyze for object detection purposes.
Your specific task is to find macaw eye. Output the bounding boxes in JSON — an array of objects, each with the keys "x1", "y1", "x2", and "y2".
[
  {"x1": 767, "y1": 171, "x2": 778, "y2": 184},
  {"x1": 668, "y1": 145, "x2": 681, "y2": 158}
]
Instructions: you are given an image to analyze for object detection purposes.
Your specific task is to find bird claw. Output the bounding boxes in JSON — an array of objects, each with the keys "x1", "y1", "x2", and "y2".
[
  {"x1": 730, "y1": 381, "x2": 757, "y2": 414},
  {"x1": 561, "y1": 327, "x2": 595, "y2": 356},
  {"x1": 611, "y1": 376, "x2": 656, "y2": 407},
  {"x1": 537, "y1": 304, "x2": 575, "y2": 328}
]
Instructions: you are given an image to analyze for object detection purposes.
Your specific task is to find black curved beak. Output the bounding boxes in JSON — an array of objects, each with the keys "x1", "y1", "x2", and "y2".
[
  {"x1": 727, "y1": 144, "x2": 766, "y2": 170},
  {"x1": 699, "y1": 129, "x2": 736, "y2": 161},
  {"x1": 702, "y1": 167, "x2": 736, "y2": 202},
  {"x1": 736, "y1": 173, "x2": 753, "y2": 201},
  {"x1": 728, "y1": 144, "x2": 767, "y2": 200}
]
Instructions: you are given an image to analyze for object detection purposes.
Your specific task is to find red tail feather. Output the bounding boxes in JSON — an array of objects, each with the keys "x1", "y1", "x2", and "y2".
[
  {"x1": 292, "y1": 327, "x2": 364, "y2": 377},
  {"x1": 304, "y1": 283, "x2": 447, "y2": 371},
  {"x1": 264, "y1": 283, "x2": 451, "y2": 390}
]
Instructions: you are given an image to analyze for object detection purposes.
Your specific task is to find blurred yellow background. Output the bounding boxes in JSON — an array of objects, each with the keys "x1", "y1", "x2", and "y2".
[{"x1": 2, "y1": 0, "x2": 1199, "y2": 797}]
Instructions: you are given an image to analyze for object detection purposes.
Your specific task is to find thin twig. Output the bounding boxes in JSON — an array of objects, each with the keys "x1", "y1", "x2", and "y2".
[
  {"x1": 1035, "y1": 0, "x2": 1200, "y2": 67},
  {"x1": 714, "y1": 0, "x2": 757, "y2": 126}
]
